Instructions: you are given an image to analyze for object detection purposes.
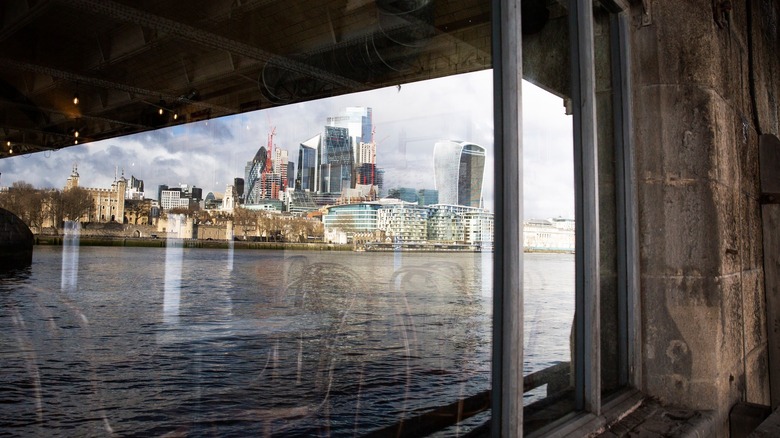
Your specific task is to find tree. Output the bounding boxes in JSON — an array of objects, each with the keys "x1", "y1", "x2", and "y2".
[
  {"x1": 232, "y1": 207, "x2": 257, "y2": 240},
  {"x1": 0, "y1": 182, "x2": 45, "y2": 231},
  {"x1": 125, "y1": 199, "x2": 151, "y2": 225},
  {"x1": 61, "y1": 187, "x2": 92, "y2": 222},
  {"x1": 46, "y1": 190, "x2": 64, "y2": 233}
]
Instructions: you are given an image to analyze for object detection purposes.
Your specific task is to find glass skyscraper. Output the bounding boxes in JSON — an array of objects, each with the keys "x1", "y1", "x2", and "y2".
[
  {"x1": 320, "y1": 126, "x2": 353, "y2": 194},
  {"x1": 296, "y1": 135, "x2": 319, "y2": 192},
  {"x1": 433, "y1": 140, "x2": 486, "y2": 208},
  {"x1": 327, "y1": 106, "x2": 372, "y2": 163}
]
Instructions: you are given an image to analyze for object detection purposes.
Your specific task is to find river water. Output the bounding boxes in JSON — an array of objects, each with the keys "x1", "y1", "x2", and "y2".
[{"x1": 0, "y1": 246, "x2": 573, "y2": 437}]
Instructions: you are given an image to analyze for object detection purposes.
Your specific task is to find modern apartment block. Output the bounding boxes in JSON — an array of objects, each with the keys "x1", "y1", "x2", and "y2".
[{"x1": 323, "y1": 201, "x2": 493, "y2": 245}]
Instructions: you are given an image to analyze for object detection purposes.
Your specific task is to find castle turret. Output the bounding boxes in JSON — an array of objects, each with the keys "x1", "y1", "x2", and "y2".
[{"x1": 65, "y1": 164, "x2": 79, "y2": 190}]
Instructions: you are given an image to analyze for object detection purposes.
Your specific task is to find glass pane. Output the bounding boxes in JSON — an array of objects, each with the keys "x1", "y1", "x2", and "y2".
[
  {"x1": 521, "y1": 0, "x2": 576, "y2": 431},
  {"x1": 0, "y1": 1, "x2": 494, "y2": 435}
]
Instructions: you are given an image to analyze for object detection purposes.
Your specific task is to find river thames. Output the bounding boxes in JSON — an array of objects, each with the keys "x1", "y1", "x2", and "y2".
[{"x1": 0, "y1": 246, "x2": 573, "y2": 437}]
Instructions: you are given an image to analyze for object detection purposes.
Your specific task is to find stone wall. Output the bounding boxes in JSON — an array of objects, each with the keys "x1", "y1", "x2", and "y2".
[{"x1": 630, "y1": 0, "x2": 778, "y2": 431}]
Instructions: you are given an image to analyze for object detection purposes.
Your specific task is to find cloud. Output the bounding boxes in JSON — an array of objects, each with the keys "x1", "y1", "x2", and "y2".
[{"x1": 0, "y1": 71, "x2": 573, "y2": 219}]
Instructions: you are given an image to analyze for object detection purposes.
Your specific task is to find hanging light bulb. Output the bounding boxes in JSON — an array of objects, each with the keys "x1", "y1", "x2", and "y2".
[
  {"x1": 73, "y1": 93, "x2": 79, "y2": 105},
  {"x1": 173, "y1": 112, "x2": 178, "y2": 120},
  {"x1": 74, "y1": 130, "x2": 80, "y2": 138},
  {"x1": 158, "y1": 108, "x2": 164, "y2": 115},
  {"x1": 74, "y1": 139, "x2": 79, "y2": 145}
]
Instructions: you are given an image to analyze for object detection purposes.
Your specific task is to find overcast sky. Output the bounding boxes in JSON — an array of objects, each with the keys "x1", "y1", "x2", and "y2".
[{"x1": 0, "y1": 70, "x2": 574, "y2": 219}]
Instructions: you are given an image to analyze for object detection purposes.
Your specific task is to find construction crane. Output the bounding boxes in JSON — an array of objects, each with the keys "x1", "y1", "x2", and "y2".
[{"x1": 261, "y1": 125, "x2": 278, "y2": 199}]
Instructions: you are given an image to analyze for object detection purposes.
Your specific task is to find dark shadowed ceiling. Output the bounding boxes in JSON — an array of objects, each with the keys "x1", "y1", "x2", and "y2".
[{"x1": 0, "y1": 0, "x2": 492, "y2": 156}]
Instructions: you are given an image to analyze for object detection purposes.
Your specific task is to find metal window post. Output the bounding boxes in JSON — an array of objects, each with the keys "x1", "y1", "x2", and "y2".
[
  {"x1": 570, "y1": 0, "x2": 601, "y2": 415},
  {"x1": 492, "y1": 0, "x2": 523, "y2": 435}
]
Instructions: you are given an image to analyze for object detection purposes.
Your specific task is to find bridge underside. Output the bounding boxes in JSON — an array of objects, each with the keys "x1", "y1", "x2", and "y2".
[{"x1": 0, "y1": 0, "x2": 498, "y2": 155}]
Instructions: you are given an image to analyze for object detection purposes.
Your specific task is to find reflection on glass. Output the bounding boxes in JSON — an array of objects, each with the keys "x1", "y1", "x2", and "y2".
[
  {"x1": 521, "y1": 78, "x2": 576, "y2": 437},
  {"x1": 0, "y1": 71, "x2": 493, "y2": 435}
]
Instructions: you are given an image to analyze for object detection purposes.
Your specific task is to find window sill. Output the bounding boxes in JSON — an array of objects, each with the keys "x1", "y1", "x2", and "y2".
[{"x1": 526, "y1": 389, "x2": 719, "y2": 438}]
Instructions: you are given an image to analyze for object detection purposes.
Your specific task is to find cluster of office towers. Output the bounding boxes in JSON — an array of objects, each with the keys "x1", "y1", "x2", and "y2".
[{"x1": 240, "y1": 106, "x2": 487, "y2": 211}]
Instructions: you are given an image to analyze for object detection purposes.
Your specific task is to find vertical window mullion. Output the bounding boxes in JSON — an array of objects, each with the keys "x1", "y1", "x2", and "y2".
[
  {"x1": 571, "y1": 0, "x2": 601, "y2": 415},
  {"x1": 611, "y1": 9, "x2": 629, "y2": 389},
  {"x1": 617, "y1": 9, "x2": 641, "y2": 391},
  {"x1": 492, "y1": 0, "x2": 523, "y2": 435}
]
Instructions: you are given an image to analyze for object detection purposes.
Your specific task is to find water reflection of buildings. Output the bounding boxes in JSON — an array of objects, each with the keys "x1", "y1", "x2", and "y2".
[{"x1": 522, "y1": 218, "x2": 575, "y2": 252}]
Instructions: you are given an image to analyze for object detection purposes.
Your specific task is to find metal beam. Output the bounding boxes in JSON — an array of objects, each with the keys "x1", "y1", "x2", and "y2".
[
  {"x1": 0, "y1": 58, "x2": 234, "y2": 115},
  {"x1": 0, "y1": 0, "x2": 51, "y2": 42},
  {"x1": 59, "y1": 0, "x2": 365, "y2": 90}
]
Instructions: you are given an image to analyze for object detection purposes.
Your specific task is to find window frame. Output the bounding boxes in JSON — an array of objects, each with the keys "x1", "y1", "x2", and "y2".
[{"x1": 491, "y1": 0, "x2": 638, "y2": 435}]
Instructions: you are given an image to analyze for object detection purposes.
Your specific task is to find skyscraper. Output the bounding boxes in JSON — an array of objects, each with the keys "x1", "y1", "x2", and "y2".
[
  {"x1": 286, "y1": 162, "x2": 295, "y2": 189},
  {"x1": 327, "y1": 107, "x2": 372, "y2": 162},
  {"x1": 244, "y1": 146, "x2": 269, "y2": 204},
  {"x1": 296, "y1": 135, "x2": 320, "y2": 191},
  {"x1": 433, "y1": 140, "x2": 486, "y2": 208},
  {"x1": 320, "y1": 126, "x2": 353, "y2": 194},
  {"x1": 233, "y1": 178, "x2": 244, "y2": 202}
]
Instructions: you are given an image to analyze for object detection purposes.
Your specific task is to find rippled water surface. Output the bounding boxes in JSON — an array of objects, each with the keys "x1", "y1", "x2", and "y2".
[
  {"x1": 1, "y1": 247, "x2": 495, "y2": 437},
  {"x1": 0, "y1": 246, "x2": 572, "y2": 436}
]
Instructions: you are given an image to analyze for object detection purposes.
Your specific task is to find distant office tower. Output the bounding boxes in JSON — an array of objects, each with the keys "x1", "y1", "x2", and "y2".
[
  {"x1": 157, "y1": 184, "x2": 169, "y2": 202},
  {"x1": 418, "y1": 189, "x2": 439, "y2": 206},
  {"x1": 244, "y1": 145, "x2": 283, "y2": 203},
  {"x1": 190, "y1": 187, "x2": 203, "y2": 202},
  {"x1": 287, "y1": 162, "x2": 295, "y2": 189},
  {"x1": 233, "y1": 178, "x2": 245, "y2": 201},
  {"x1": 327, "y1": 107, "x2": 372, "y2": 161},
  {"x1": 297, "y1": 135, "x2": 319, "y2": 191},
  {"x1": 355, "y1": 141, "x2": 378, "y2": 186},
  {"x1": 357, "y1": 141, "x2": 375, "y2": 166},
  {"x1": 387, "y1": 187, "x2": 419, "y2": 203},
  {"x1": 433, "y1": 140, "x2": 486, "y2": 208},
  {"x1": 274, "y1": 148, "x2": 289, "y2": 192},
  {"x1": 129, "y1": 175, "x2": 144, "y2": 192},
  {"x1": 320, "y1": 126, "x2": 353, "y2": 194},
  {"x1": 126, "y1": 175, "x2": 145, "y2": 200},
  {"x1": 245, "y1": 146, "x2": 269, "y2": 204}
]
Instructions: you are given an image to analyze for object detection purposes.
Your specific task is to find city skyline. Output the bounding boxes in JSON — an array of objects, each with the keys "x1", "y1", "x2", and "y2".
[{"x1": 0, "y1": 71, "x2": 575, "y2": 219}]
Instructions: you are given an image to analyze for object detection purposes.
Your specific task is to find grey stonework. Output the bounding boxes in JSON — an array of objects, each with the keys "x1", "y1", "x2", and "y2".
[
  {"x1": 0, "y1": 207, "x2": 33, "y2": 268},
  {"x1": 628, "y1": 0, "x2": 779, "y2": 434}
]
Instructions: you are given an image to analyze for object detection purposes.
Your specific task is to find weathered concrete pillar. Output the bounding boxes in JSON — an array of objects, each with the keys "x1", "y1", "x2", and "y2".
[
  {"x1": 0, "y1": 207, "x2": 34, "y2": 268},
  {"x1": 630, "y1": 0, "x2": 777, "y2": 430}
]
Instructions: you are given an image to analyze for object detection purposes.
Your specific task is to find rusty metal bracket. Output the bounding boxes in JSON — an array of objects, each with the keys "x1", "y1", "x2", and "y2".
[{"x1": 641, "y1": 0, "x2": 652, "y2": 26}]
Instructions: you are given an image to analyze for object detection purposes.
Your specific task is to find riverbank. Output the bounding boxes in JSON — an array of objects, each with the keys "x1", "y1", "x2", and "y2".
[
  {"x1": 33, "y1": 235, "x2": 566, "y2": 254},
  {"x1": 34, "y1": 235, "x2": 353, "y2": 251}
]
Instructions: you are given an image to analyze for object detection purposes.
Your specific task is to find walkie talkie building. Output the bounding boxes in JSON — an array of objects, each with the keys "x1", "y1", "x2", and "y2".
[{"x1": 433, "y1": 140, "x2": 486, "y2": 208}]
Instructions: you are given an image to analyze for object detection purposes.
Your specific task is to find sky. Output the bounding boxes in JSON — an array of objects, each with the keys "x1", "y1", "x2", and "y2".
[{"x1": 0, "y1": 70, "x2": 574, "y2": 219}]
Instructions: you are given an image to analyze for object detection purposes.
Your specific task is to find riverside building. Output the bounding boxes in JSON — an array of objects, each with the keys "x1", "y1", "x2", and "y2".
[{"x1": 322, "y1": 201, "x2": 494, "y2": 247}]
